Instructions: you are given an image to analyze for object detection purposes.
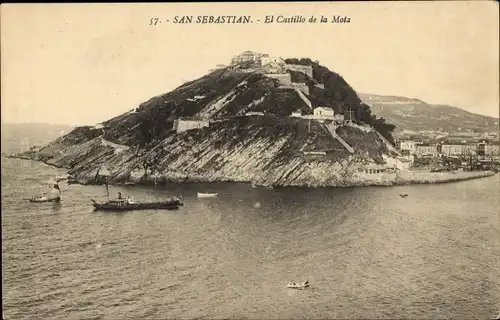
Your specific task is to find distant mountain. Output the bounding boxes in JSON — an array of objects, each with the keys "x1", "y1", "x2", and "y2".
[
  {"x1": 359, "y1": 93, "x2": 499, "y2": 133},
  {"x1": 1, "y1": 123, "x2": 74, "y2": 155}
]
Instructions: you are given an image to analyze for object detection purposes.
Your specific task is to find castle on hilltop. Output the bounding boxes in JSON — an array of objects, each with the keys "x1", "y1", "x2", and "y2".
[{"x1": 229, "y1": 50, "x2": 314, "y2": 79}]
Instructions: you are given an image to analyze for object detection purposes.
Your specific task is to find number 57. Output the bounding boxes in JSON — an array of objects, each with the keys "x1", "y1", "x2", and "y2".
[{"x1": 150, "y1": 18, "x2": 159, "y2": 25}]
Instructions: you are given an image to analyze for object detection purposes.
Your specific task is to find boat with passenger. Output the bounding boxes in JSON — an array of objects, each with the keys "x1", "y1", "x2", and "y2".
[
  {"x1": 28, "y1": 183, "x2": 61, "y2": 203},
  {"x1": 286, "y1": 280, "x2": 309, "y2": 289}
]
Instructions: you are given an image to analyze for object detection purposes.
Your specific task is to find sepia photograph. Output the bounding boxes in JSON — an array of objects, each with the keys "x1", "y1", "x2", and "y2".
[{"x1": 1, "y1": 2, "x2": 499, "y2": 319}]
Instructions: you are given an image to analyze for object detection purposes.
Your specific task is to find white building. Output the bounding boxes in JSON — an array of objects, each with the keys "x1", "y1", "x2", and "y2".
[
  {"x1": 174, "y1": 119, "x2": 210, "y2": 133},
  {"x1": 291, "y1": 110, "x2": 302, "y2": 117},
  {"x1": 385, "y1": 156, "x2": 412, "y2": 171},
  {"x1": 359, "y1": 163, "x2": 394, "y2": 174},
  {"x1": 313, "y1": 107, "x2": 334, "y2": 118},
  {"x1": 334, "y1": 114, "x2": 344, "y2": 123},
  {"x1": 400, "y1": 141, "x2": 417, "y2": 154},
  {"x1": 485, "y1": 143, "x2": 500, "y2": 156},
  {"x1": 266, "y1": 73, "x2": 292, "y2": 86},
  {"x1": 230, "y1": 51, "x2": 266, "y2": 66},
  {"x1": 262, "y1": 61, "x2": 287, "y2": 74},
  {"x1": 261, "y1": 56, "x2": 286, "y2": 66},
  {"x1": 246, "y1": 111, "x2": 265, "y2": 116},
  {"x1": 441, "y1": 143, "x2": 475, "y2": 156}
]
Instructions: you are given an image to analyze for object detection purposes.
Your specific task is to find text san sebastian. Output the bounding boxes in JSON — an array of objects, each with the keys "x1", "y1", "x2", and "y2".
[{"x1": 173, "y1": 16, "x2": 252, "y2": 24}]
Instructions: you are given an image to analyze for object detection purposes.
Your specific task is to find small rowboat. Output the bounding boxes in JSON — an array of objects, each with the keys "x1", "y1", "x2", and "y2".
[
  {"x1": 287, "y1": 280, "x2": 309, "y2": 289},
  {"x1": 197, "y1": 192, "x2": 218, "y2": 198},
  {"x1": 399, "y1": 193, "x2": 408, "y2": 198},
  {"x1": 29, "y1": 196, "x2": 61, "y2": 203}
]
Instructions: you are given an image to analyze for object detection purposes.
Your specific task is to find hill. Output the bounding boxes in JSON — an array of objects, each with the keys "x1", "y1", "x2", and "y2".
[
  {"x1": 13, "y1": 54, "x2": 400, "y2": 187},
  {"x1": 359, "y1": 93, "x2": 499, "y2": 133},
  {"x1": 1, "y1": 123, "x2": 74, "y2": 155}
]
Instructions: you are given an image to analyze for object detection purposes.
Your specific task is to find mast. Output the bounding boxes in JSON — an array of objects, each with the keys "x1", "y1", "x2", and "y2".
[
  {"x1": 105, "y1": 183, "x2": 110, "y2": 201},
  {"x1": 153, "y1": 171, "x2": 159, "y2": 202}
]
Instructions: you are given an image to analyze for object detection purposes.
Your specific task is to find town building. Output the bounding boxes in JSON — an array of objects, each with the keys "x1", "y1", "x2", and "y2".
[
  {"x1": 414, "y1": 143, "x2": 438, "y2": 156},
  {"x1": 359, "y1": 163, "x2": 395, "y2": 174},
  {"x1": 440, "y1": 143, "x2": 476, "y2": 156},
  {"x1": 385, "y1": 156, "x2": 413, "y2": 171},
  {"x1": 400, "y1": 140, "x2": 417, "y2": 154},
  {"x1": 477, "y1": 141, "x2": 500, "y2": 157}
]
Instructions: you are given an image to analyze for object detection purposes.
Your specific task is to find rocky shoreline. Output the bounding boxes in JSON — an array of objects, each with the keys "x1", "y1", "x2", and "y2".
[{"x1": 8, "y1": 155, "x2": 496, "y2": 188}]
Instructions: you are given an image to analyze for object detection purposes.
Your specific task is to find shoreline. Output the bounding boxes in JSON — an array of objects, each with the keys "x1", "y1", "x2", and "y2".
[{"x1": 6, "y1": 155, "x2": 496, "y2": 188}]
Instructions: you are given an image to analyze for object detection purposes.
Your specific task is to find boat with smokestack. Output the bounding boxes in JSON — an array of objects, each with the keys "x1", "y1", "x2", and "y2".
[
  {"x1": 28, "y1": 183, "x2": 61, "y2": 203},
  {"x1": 91, "y1": 184, "x2": 183, "y2": 211}
]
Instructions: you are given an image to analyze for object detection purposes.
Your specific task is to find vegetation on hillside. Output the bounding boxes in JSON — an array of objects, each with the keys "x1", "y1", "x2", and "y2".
[{"x1": 285, "y1": 58, "x2": 396, "y2": 143}]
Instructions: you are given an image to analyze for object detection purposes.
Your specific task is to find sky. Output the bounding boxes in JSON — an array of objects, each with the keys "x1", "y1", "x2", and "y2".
[{"x1": 1, "y1": 2, "x2": 499, "y2": 126}]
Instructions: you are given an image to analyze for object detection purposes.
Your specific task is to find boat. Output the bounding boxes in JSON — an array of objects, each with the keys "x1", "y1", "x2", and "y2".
[
  {"x1": 29, "y1": 196, "x2": 61, "y2": 203},
  {"x1": 287, "y1": 280, "x2": 309, "y2": 289},
  {"x1": 91, "y1": 184, "x2": 183, "y2": 211},
  {"x1": 91, "y1": 197, "x2": 183, "y2": 211},
  {"x1": 197, "y1": 192, "x2": 218, "y2": 198},
  {"x1": 399, "y1": 193, "x2": 408, "y2": 198},
  {"x1": 28, "y1": 183, "x2": 61, "y2": 203}
]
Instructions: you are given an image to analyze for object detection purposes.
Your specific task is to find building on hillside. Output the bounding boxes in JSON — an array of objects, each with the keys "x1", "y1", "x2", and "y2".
[
  {"x1": 262, "y1": 61, "x2": 287, "y2": 74},
  {"x1": 230, "y1": 51, "x2": 266, "y2": 67},
  {"x1": 245, "y1": 111, "x2": 265, "y2": 116},
  {"x1": 313, "y1": 107, "x2": 334, "y2": 118},
  {"x1": 285, "y1": 64, "x2": 313, "y2": 78},
  {"x1": 334, "y1": 114, "x2": 344, "y2": 124},
  {"x1": 261, "y1": 56, "x2": 286, "y2": 66},
  {"x1": 174, "y1": 119, "x2": 210, "y2": 133},
  {"x1": 291, "y1": 110, "x2": 302, "y2": 117},
  {"x1": 343, "y1": 110, "x2": 355, "y2": 124},
  {"x1": 266, "y1": 73, "x2": 292, "y2": 86},
  {"x1": 303, "y1": 151, "x2": 327, "y2": 156}
]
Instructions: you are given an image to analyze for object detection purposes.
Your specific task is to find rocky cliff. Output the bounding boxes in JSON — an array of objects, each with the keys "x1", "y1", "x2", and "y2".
[{"x1": 15, "y1": 59, "x2": 400, "y2": 187}]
